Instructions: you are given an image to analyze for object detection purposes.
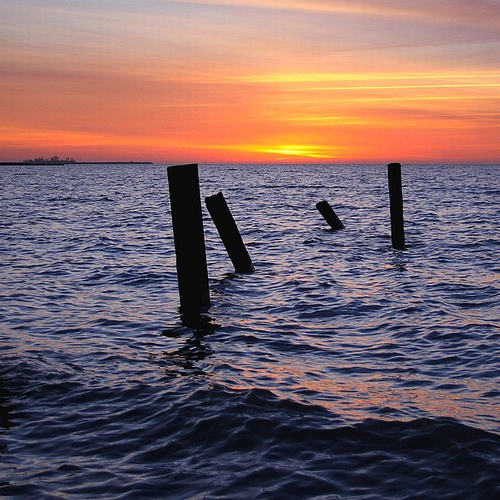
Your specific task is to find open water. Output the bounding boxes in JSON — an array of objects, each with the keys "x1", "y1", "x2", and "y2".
[{"x1": 0, "y1": 163, "x2": 499, "y2": 499}]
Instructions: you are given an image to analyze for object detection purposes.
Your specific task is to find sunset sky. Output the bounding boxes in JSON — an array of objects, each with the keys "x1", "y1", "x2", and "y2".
[{"x1": 1, "y1": 0, "x2": 500, "y2": 163}]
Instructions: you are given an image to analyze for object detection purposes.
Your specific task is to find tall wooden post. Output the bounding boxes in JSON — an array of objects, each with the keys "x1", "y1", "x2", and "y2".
[
  {"x1": 316, "y1": 200, "x2": 345, "y2": 230},
  {"x1": 205, "y1": 192, "x2": 254, "y2": 273},
  {"x1": 167, "y1": 164, "x2": 210, "y2": 315},
  {"x1": 387, "y1": 162, "x2": 405, "y2": 250}
]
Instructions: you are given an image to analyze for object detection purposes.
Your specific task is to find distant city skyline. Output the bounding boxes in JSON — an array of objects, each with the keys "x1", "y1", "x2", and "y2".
[
  {"x1": 22, "y1": 155, "x2": 76, "y2": 164},
  {"x1": 1, "y1": 0, "x2": 500, "y2": 163}
]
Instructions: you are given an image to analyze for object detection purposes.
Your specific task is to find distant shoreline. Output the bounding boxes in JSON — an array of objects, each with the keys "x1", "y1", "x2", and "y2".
[{"x1": 0, "y1": 161, "x2": 154, "y2": 166}]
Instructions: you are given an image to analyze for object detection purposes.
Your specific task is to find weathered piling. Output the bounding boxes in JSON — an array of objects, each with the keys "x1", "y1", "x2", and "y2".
[
  {"x1": 205, "y1": 191, "x2": 254, "y2": 273},
  {"x1": 387, "y1": 162, "x2": 405, "y2": 250},
  {"x1": 316, "y1": 200, "x2": 345, "y2": 230},
  {"x1": 167, "y1": 163, "x2": 210, "y2": 315}
]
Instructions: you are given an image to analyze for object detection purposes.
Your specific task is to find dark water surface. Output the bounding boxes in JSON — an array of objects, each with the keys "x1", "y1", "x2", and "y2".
[{"x1": 1, "y1": 163, "x2": 499, "y2": 498}]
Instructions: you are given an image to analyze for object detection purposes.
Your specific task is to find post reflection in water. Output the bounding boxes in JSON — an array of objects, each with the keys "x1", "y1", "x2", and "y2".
[{"x1": 159, "y1": 314, "x2": 220, "y2": 378}]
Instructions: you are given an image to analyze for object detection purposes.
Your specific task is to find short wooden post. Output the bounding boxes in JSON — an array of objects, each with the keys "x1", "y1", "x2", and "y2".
[
  {"x1": 316, "y1": 200, "x2": 345, "y2": 230},
  {"x1": 205, "y1": 192, "x2": 254, "y2": 273},
  {"x1": 167, "y1": 164, "x2": 210, "y2": 315},
  {"x1": 387, "y1": 162, "x2": 405, "y2": 250}
]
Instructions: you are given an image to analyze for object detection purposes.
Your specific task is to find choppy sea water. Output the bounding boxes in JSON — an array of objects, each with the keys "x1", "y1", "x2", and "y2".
[{"x1": 0, "y1": 163, "x2": 499, "y2": 499}]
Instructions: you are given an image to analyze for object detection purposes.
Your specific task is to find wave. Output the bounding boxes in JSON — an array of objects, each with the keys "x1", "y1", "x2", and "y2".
[{"x1": 3, "y1": 384, "x2": 498, "y2": 499}]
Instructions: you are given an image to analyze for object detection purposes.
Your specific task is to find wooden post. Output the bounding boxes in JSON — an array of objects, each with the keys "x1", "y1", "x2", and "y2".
[
  {"x1": 167, "y1": 164, "x2": 210, "y2": 315},
  {"x1": 387, "y1": 162, "x2": 405, "y2": 250},
  {"x1": 205, "y1": 192, "x2": 254, "y2": 273},
  {"x1": 316, "y1": 200, "x2": 345, "y2": 230}
]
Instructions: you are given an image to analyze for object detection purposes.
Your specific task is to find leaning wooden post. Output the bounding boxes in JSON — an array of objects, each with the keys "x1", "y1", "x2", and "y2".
[
  {"x1": 316, "y1": 200, "x2": 345, "y2": 230},
  {"x1": 167, "y1": 164, "x2": 210, "y2": 315},
  {"x1": 205, "y1": 192, "x2": 254, "y2": 273},
  {"x1": 387, "y1": 162, "x2": 405, "y2": 250}
]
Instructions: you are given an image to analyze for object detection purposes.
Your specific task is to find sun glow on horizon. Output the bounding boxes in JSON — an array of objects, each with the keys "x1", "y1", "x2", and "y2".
[{"x1": 249, "y1": 145, "x2": 337, "y2": 159}]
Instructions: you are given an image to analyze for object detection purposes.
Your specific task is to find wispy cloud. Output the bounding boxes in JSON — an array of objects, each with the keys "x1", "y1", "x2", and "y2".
[{"x1": 167, "y1": 0, "x2": 500, "y2": 27}]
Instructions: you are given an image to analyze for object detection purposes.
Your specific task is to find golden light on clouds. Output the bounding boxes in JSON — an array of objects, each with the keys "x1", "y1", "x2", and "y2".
[{"x1": 226, "y1": 144, "x2": 341, "y2": 160}]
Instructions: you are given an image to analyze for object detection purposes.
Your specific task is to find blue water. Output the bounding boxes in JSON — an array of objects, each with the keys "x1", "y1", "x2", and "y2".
[{"x1": 0, "y1": 163, "x2": 499, "y2": 499}]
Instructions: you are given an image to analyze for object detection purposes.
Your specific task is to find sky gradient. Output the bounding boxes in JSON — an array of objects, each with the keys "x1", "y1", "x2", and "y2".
[{"x1": 1, "y1": 0, "x2": 500, "y2": 163}]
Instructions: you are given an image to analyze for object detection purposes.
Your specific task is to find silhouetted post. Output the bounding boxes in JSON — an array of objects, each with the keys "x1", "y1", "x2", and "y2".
[
  {"x1": 316, "y1": 200, "x2": 345, "y2": 230},
  {"x1": 205, "y1": 192, "x2": 254, "y2": 273},
  {"x1": 387, "y1": 162, "x2": 405, "y2": 250},
  {"x1": 167, "y1": 164, "x2": 210, "y2": 315}
]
